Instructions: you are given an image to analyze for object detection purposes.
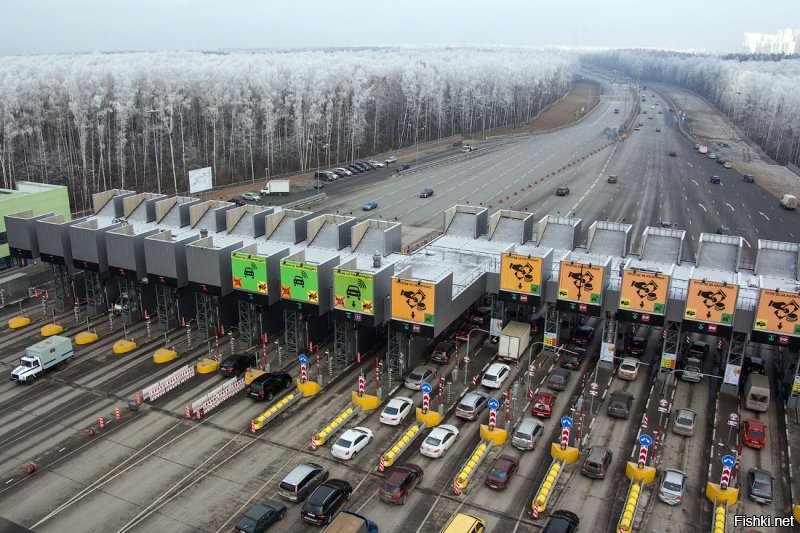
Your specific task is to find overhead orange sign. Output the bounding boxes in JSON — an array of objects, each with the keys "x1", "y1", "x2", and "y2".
[
  {"x1": 391, "y1": 278, "x2": 436, "y2": 325},
  {"x1": 619, "y1": 270, "x2": 669, "y2": 315},
  {"x1": 684, "y1": 279, "x2": 739, "y2": 325},
  {"x1": 754, "y1": 289, "x2": 800, "y2": 336},
  {"x1": 500, "y1": 253, "x2": 542, "y2": 295},
  {"x1": 558, "y1": 262, "x2": 603, "y2": 305}
]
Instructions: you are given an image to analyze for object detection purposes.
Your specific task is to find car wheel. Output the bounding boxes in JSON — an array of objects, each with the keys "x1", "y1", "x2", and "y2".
[
  {"x1": 400, "y1": 495, "x2": 407, "y2": 505},
  {"x1": 267, "y1": 392, "x2": 274, "y2": 401},
  {"x1": 278, "y1": 509, "x2": 285, "y2": 520}
]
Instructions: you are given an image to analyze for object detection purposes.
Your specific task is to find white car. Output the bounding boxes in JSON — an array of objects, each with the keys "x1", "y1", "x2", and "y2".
[
  {"x1": 367, "y1": 160, "x2": 384, "y2": 168},
  {"x1": 658, "y1": 469, "x2": 687, "y2": 505},
  {"x1": 385, "y1": 156, "x2": 397, "y2": 165},
  {"x1": 331, "y1": 427, "x2": 373, "y2": 460},
  {"x1": 241, "y1": 191, "x2": 261, "y2": 201},
  {"x1": 618, "y1": 358, "x2": 640, "y2": 381},
  {"x1": 481, "y1": 363, "x2": 511, "y2": 389},
  {"x1": 420, "y1": 424, "x2": 459, "y2": 458},
  {"x1": 335, "y1": 167, "x2": 352, "y2": 176},
  {"x1": 379, "y1": 397, "x2": 414, "y2": 426}
]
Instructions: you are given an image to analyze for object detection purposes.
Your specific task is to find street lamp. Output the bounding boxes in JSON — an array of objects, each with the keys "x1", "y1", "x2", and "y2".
[{"x1": 147, "y1": 109, "x2": 162, "y2": 194}]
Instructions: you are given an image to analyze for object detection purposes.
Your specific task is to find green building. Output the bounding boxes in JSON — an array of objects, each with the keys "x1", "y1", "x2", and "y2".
[{"x1": 0, "y1": 181, "x2": 71, "y2": 268}]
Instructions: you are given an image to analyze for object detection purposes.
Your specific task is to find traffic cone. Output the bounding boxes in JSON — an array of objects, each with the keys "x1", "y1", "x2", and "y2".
[
  {"x1": 185, "y1": 405, "x2": 191, "y2": 418},
  {"x1": 98, "y1": 416, "x2": 105, "y2": 429},
  {"x1": 136, "y1": 392, "x2": 142, "y2": 405},
  {"x1": 251, "y1": 419, "x2": 256, "y2": 434},
  {"x1": 115, "y1": 406, "x2": 120, "y2": 420},
  {"x1": 195, "y1": 409, "x2": 201, "y2": 420}
]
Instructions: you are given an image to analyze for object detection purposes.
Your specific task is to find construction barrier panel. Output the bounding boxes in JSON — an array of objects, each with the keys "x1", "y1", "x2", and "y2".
[
  {"x1": 312, "y1": 403, "x2": 362, "y2": 448},
  {"x1": 141, "y1": 365, "x2": 195, "y2": 402},
  {"x1": 190, "y1": 377, "x2": 246, "y2": 416},
  {"x1": 531, "y1": 459, "x2": 565, "y2": 517},
  {"x1": 252, "y1": 390, "x2": 303, "y2": 430},
  {"x1": 617, "y1": 480, "x2": 643, "y2": 532},
  {"x1": 381, "y1": 422, "x2": 427, "y2": 469},
  {"x1": 453, "y1": 439, "x2": 494, "y2": 493}
]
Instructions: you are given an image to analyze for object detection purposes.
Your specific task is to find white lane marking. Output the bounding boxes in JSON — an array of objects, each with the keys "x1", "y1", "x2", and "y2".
[
  {"x1": 759, "y1": 212, "x2": 770, "y2": 221},
  {"x1": 725, "y1": 203, "x2": 734, "y2": 212},
  {"x1": 743, "y1": 238, "x2": 751, "y2": 248},
  {"x1": 691, "y1": 179, "x2": 698, "y2": 186},
  {"x1": 697, "y1": 204, "x2": 706, "y2": 212}
]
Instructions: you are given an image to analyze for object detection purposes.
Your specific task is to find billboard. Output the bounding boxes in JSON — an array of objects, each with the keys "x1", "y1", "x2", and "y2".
[
  {"x1": 279, "y1": 260, "x2": 319, "y2": 303},
  {"x1": 188, "y1": 167, "x2": 213, "y2": 193},
  {"x1": 753, "y1": 289, "x2": 800, "y2": 337},
  {"x1": 231, "y1": 252, "x2": 267, "y2": 294},
  {"x1": 333, "y1": 269, "x2": 374, "y2": 315},
  {"x1": 558, "y1": 262, "x2": 603, "y2": 305},
  {"x1": 684, "y1": 279, "x2": 739, "y2": 325},
  {"x1": 391, "y1": 278, "x2": 435, "y2": 325},
  {"x1": 500, "y1": 253, "x2": 542, "y2": 296},
  {"x1": 619, "y1": 270, "x2": 669, "y2": 315}
]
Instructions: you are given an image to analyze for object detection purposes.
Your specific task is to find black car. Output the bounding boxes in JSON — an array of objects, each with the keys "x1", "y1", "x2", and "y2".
[
  {"x1": 396, "y1": 164, "x2": 412, "y2": 172},
  {"x1": 354, "y1": 162, "x2": 370, "y2": 171},
  {"x1": 607, "y1": 390, "x2": 634, "y2": 419},
  {"x1": 559, "y1": 347, "x2": 586, "y2": 370},
  {"x1": 234, "y1": 499, "x2": 286, "y2": 533},
  {"x1": 228, "y1": 197, "x2": 246, "y2": 207},
  {"x1": 219, "y1": 354, "x2": 254, "y2": 377},
  {"x1": 420, "y1": 188, "x2": 434, "y2": 198},
  {"x1": 570, "y1": 326, "x2": 595, "y2": 345},
  {"x1": 556, "y1": 186, "x2": 570, "y2": 196},
  {"x1": 626, "y1": 336, "x2": 648, "y2": 357},
  {"x1": 346, "y1": 165, "x2": 363, "y2": 174},
  {"x1": 742, "y1": 355, "x2": 766, "y2": 377},
  {"x1": 543, "y1": 510, "x2": 579, "y2": 533},
  {"x1": 301, "y1": 479, "x2": 352, "y2": 525},
  {"x1": 246, "y1": 372, "x2": 294, "y2": 401},
  {"x1": 710, "y1": 175, "x2": 721, "y2": 184},
  {"x1": 743, "y1": 174, "x2": 755, "y2": 183}
]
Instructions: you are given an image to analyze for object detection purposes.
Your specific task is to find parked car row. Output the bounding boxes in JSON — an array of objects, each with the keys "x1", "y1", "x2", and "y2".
[{"x1": 314, "y1": 160, "x2": 385, "y2": 183}]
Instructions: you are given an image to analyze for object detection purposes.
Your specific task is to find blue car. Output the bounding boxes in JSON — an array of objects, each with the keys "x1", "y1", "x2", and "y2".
[{"x1": 362, "y1": 201, "x2": 378, "y2": 211}]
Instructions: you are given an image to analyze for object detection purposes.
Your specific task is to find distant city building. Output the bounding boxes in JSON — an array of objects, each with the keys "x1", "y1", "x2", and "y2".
[{"x1": 743, "y1": 29, "x2": 800, "y2": 54}]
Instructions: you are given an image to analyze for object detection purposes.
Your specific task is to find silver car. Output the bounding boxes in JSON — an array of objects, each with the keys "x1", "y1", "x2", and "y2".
[
  {"x1": 672, "y1": 408, "x2": 697, "y2": 437},
  {"x1": 658, "y1": 469, "x2": 687, "y2": 505},
  {"x1": 404, "y1": 366, "x2": 437, "y2": 391},
  {"x1": 455, "y1": 391, "x2": 489, "y2": 420},
  {"x1": 747, "y1": 468, "x2": 773, "y2": 504},
  {"x1": 512, "y1": 417, "x2": 544, "y2": 450}
]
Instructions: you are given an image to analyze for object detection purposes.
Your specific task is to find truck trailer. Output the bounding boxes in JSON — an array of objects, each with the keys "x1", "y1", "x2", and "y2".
[
  {"x1": 498, "y1": 321, "x2": 531, "y2": 363},
  {"x1": 11, "y1": 335, "x2": 73, "y2": 384}
]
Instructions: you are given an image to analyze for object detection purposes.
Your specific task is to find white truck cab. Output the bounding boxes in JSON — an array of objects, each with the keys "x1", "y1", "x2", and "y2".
[{"x1": 11, "y1": 335, "x2": 73, "y2": 384}]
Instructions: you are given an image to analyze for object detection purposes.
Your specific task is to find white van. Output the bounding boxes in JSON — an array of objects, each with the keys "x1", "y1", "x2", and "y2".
[
  {"x1": 780, "y1": 194, "x2": 797, "y2": 210},
  {"x1": 744, "y1": 374, "x2": 770, "y2": 412}
]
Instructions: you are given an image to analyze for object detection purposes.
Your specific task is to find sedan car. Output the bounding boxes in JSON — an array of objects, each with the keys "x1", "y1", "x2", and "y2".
[
  {"x1": 742, "y1": 418, "x2": 766, "y2": 449},
  {"x1": 484, "y1": 455, "x2": 519, "y2": 490},
  {"x1": 335, "y1": 167, "x2": 352, "y2": 176},
  {"x1": 246, "y1": 372, "x2": 294, "y2": 401},
  {"x1": 556, "y1": 186, "x2": 570, "y2": 196},
  {"x1": 617, "y1": 358, "x2": 640, "y2": 381},
  {"x1": 367, "y1": 160, "x2": 385, "y2": 168},
  {"x1": 362, "y1": 200, "x2": 378, "y2": 211},
  {"x1": 419, "y1": 187, "x2": 434, "y2": 198},
  {"x1": 219, "y1": 354, "x2": 254, "y2": 377},
  {"x1": 385, "y1": 156, "x2": 397, "y2": 165},
  {"x1": 331, "y1": 427, "x2": 373, "y2": 460},
  {"x1": 404, "y1": 365, "x2": 437, "y2": 391},
  {"x1": 710, "y1": 175, "x2": 721, "y2": 184},
  {"x1": 532, "y1": 392, "x2": 556, "y2": 418},
  {"x1": 672, "y1": 408, "x2": 697, "y2": 436},
  {"x1": 455, "y1": 391, "x2": 489, "y2": 420},
  {"x1": 396, "y1": 164, "x2": 412, "y2": 172},
  {"x1": 228, "y1": 197, "x2": 246, "y2": 207},
  {"x1": 743, "y1": 174, "x2": 755, "y2": 183},
  {"x1": 658, "y1": 469, "x2": 687, "y2": 505},
  {"x1": 379, "y1": 397, "x2": 414, "y2": 426},
  {"x1": 559, "y1": 347, "x2": 586, "y2": 370},
  {"x1": 235, "y1": 499, "x2": 286, "y2": 533},
  {"x1": 723, "y1": 161, "x2": 732, "y2": 169},
  {"x1": 548, "y1": 368, "x2": 570, "y2": 391},
  {"x1": 378, "y1": 463, "x2": 423, "y2": 505},
  {"x1": 242, "y1": 191, "x2": 261, "y2": 201},
  {"x1": 300, "y1": 479, "x2": 352, "y2": 525},
  {"x1": 481, "y1": 363, "x2": 511, "y2": 389},
  {"x1": 747, "y1": 468, "x2": 774, "y2": 504},
  {"x1": 420, "y1": 424, "x2": 459, "y2": 458},
  {"x1": 607, "y1": 175, "x2": 618, "y2": 183},
  {"x1": 607, "y1": 390, "x2": 634, "y2": 419},
  {"x1": 570, "y1": 326, "x2": 595, "y2": 345},
  {"x1": 543, "y1": 510, "x2": 579, "y2": 533}
]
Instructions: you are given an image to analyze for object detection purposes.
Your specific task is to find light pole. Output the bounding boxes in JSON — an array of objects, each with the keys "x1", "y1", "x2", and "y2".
[
  {"x1": 464, "y1": 328, "x2": 490, "y2": 384},
  {"x1": 148, "y1": 109, "x2": 162, "y2": 194}
]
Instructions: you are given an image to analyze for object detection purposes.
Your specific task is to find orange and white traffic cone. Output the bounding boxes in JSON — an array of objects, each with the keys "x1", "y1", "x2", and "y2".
[
  {"x1": 136, "y1": 392, "x2": 142, "y2": 405},
  {"x1": 115, "y1": 406, "x2": 120, "y2": 420},
  {"x1": 98, "y1": 416, "x2": 105, "y2": 429},
  {"x1": 185, "y1": 406, "x2": 191, "y2": 418},
  {"x1": 251, "y1": 419, "x2": 256, "y2": 434},
  {"x1": 195, "y1": 409, "x2": 201, "y2": 420}
]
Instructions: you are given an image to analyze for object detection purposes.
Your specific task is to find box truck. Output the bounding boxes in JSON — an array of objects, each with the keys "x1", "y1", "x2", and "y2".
[
  {"x1": 498, "y1": 321, "x2": 531, "y2": 363},
  {"x1": 743, "y1": 373, "x2": 770, "y2": 412},
  {"x1": 260, "y1": 180, "x2": 291, "y2": 196},
  {"x1": 11, "y1": 335, "x2": 73, "y2": 384}
]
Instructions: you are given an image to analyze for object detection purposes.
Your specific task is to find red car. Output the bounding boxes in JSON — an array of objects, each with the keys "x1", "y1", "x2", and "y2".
[
  {"x1": 484, "y1": 455, "x2": 519, "y2": 490},
  {"x1": 532, "y1": 392, "x2": 556, "y2": 418},
  {"x1": 455, "y1": 323, "x2": 478, "y2": 342},
  {"x1": 742, "y1": 419, "x2": 766, "y2": 449},
  {"x1": 378, "y1": 463, "x2": 423, "y2": 505}
]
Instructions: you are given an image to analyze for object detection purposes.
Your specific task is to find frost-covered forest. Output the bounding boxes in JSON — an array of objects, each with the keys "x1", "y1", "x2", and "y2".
[
  {"x1": 0, "y1": 48, "x2": 576, "y2": 210},
  {"x1": 584, "y1": 50, "x2": 800, "y2": 167}
]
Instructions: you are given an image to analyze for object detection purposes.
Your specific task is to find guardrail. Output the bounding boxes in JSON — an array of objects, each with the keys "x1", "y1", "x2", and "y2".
[
  {"x1": 189, "y1": 377, "x2": 246, "y2": 418},
  {"x1": 531, "y1": 458, "x2": 566, "y2": 519},
  {"x1": 380, "y1": 422, "x2": 427, "y2": 471},
  {"x1": 710, "y1": 503, "x2": 727, "y2": 533},
  {"x1": 617, "y1": 480, "x2": 644, "y2": 533},
  {"x1": 280, "y1": 192, "x2": 326, "y2": 209},
  {"x1": 252, "y1": 390, "x2": 304, "y2": 431},
  {"x1": 141, "y1": 365, "x2": 195, "y2": 402},
  {"x1": 312, "y1": 403, "x2": 362, "y2": 449},
  {"x1": 453, "y1": 439, "x2": 494, "y2": 494}
]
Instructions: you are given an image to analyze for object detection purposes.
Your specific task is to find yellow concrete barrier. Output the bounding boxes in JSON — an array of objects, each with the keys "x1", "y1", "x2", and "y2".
[
  {"x1": 313, "y1": 404, "x2": 357, "y2": 447},
  {"x1": 197, "y1": 358, "x2": 220, "y2": 373},
  {"x1": 711, "y1": 504, "x2": 726, "y2": 533},
  {"x1": 532, "y1": 460, "x2": 562, "y2": 514},
  {"x1": 253, "y1": 391, "x2": 298, "y2": 430},
  {"x1": 381, "y1": 424, "x2": 423, "y2": 468},
  {"x1": 153, "y1": 347, "x2": 178, "y2": 363},
  {"x1": 75, "y1": 331, "x2": 99, "y2": 345},
  {"x1": 112, "y1": 339, "x2": 137, "y2": 354},
  {"x1": 245, "y1": 369, "x2": 265, "y2": 384},
  {"x1": 625, "y1": 461, "x2": 657, "y2": 485},
  {"x1": 480, "y1": 424, "x2": 508, "y2": 445},
  {"x1": 8, "y1": 316, "x2": 31, "y2": 329},
  {"x1": 550, "y1": 442, "x2": 580, "y2": 464},
  {"x1": 298, "y1": 379, "x2": 321, "y2": 397},
  {"x1": 352, "y1": 391, "x2": 380, "y2": 410},
  {"x1": 794, "y1": 504, "x2": 800, "y2": 523},
  {"x1": 416, "y1": 408, "x2": 442, "y2": 427},
  {"x1": 41, "y1": 323, "x2": 64, "y2": 337},
  {"x1": 705, "y1": 482, "x2": 738, "y2": 506},
  {"x1": 617, "y1": 482, "x2": 642, "y2": 532},
  {"x1": 454, "y1": 440, "x2": 492, "y2": 491}
]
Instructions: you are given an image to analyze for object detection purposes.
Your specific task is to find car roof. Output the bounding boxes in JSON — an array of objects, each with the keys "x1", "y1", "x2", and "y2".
[
  {"x1": 487, "y1": 362, "x2": 509, "y2": 372},
  {"x1": 744, "y1": 418, "x2": 765, "y2": 429},
  {"x1": 611, "y1": 390, "x2": 632, "y2": 399},
  {"x1": 340, "y1": 427, "x2": 368, "y2": 439},
  {"x1": 283, "y1": 463, "x2": 323, "y2": 483},
  {"x1": 663, "y1": 469, "x2": 687, "y2": 480},
  {"x1": 462, "y1": 391, "x2": 488, "y2": 403},
  {"x1": 430, "y1": 425, "x2": 458, "y2": 437},
  {"x1": 537, "y1": 392, "x2": 555, "y2": 400},
  {"x1": 621, "y1": 357, "x2": 638, "y2": 364},
  {"x1": 493, "y1": 455, "x2": 518, "y2": 468},
  {"x1": 387, "y1": 396, "x2": 413, "y2": 407},
  {"x1": 518, "y1": 417, "x2": 544, "y2": 431}
]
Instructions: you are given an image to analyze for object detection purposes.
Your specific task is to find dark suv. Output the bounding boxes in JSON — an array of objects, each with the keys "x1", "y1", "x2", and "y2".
[
  {"x1": 556, "y1": 186, "x2": 570, "y2": 196},
  {"x1": 430, "y1": 340, "x2": 456, "y2": 364},
  {"x1": 219, "y1": 354, "x2": 254, "y2": 377},
  {"x1": 301, "y1": 479, "x2": 352, "y2": 525},
  {"x1": 626, "y1": 336, "x2": 648, "y2": 357},
  {"x1": 234, "y1": 499, "x2": 286, "y2": 533},
  {"x1": 246, "y1": 372, "x2": 294, "y2": 401},
  {"x1": 570, "y1": 326, "x2": 595, "y2": 345},
  {"x1": 543, "y1": 510, "x2": 579, "y2": 533}
]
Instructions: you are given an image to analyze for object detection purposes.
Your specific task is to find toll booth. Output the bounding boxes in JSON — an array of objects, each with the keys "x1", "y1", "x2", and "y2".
[
  {"x1": 5, "y1": 211, "x2": 51, "y2": 262},
  {"x1": 485, "y1": 209, "x2": 536, "y2": 323},
  {"x1": 35, "y1": 214, "x2": 95, "y2": 310}
]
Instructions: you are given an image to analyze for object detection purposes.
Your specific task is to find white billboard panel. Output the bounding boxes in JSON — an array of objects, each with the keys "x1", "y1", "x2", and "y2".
[{"x1": 188, "y1": 167, "x2": 213, "y2": 194}]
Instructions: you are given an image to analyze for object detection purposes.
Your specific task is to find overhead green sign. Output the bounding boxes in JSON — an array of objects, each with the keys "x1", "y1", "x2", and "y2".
[
  {"x1": 334, "y1": 269, "x2": 374, "y2": 315},
  {"x1": 280, "y1": 260, "x2": 320, "y2": 303},
  {"x1": 232, "y1": 252, "x2": 267, "y2": 294}
]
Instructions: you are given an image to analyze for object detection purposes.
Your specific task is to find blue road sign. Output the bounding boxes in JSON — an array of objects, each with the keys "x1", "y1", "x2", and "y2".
[
  {"x1": 561, "y1": 416, "x2": 573, "y2": 428},
  {"x1": 488, "y1": 398, "x2": 500, "y2": 410},
  {"x1": 639, "y1": 434, "x2": 653, "y2": 447},
  {"x1": 721, "y1": 455, "x2": 736, "y2": 468},
  {"x1": 299, "y1": 354, "x2": 308, "y2": 365},
  {"x1": 421, "y1": 383, "x2": 432, "y2": 394}
]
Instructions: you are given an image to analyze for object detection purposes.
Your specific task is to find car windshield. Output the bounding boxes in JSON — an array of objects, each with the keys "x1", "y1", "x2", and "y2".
[
  {"x1": 677, "y1": 412, "x2": 693, "y2": 425},
  {"x1": 458, "y1": 403, "x2": 472, "y2": 411},
  {"x1": 663, "y1": 479, "x2": 682, "y2": 492},
  {"x1": 409, "y1": 372, "x2": 423, "y2": 381},
  {"x1": 535, "y1": 403, "x2": 550, "y2": 410},
  {"x1": 485, "y1": 373, "x2": 497, "y2": 380},
  {"x1": 753, "y1": 475, "x2": 771, "y2": 491},
  {"x1": 489, "y1": 468, "x2": 507, "y2": 479},
  {"x1": 747, "y1": 429, "x2": 765, "y2": 440},
  {"x1": 424, "y1": 436, "x2": 442, "y2": 446},
  {"x1": 236, "y1": 516, "x2": 257, "y2": 530},
  {"x1": 384, "y1": 406, "x2": 399, "y2": 415},
  {"x1": 515, "y1": 431, "x2": 531, "y2": 440},
  {"x1": 382, "y1": 483, "x2": 402, "y2": 494},
  {"x1": 335, "y1": 437, "x2": 352, "y2": 448}
]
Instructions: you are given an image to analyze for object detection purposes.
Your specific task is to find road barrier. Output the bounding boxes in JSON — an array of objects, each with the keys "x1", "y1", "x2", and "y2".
[
  {"x1": 380, "y1": 422, "x2": 427, "y2": 470},
  {"x1": 190, "y1": 377, "x2": 246, "y2": 417},
  {"x1": 312, "y1": 403, "x2": 362, "y2": 448},
  {"x1": 617, "y1": 480, "x2": 644, "y2": 533},
  {"x1": 141, "y1": 365, "x2": 195, "y2": 402},
  {"x1": 711, "y1": 503, "x2": 727, "y2": 533},
  {"x1": 252, "y1": 390, "x2": 303, "y2": 431},
  {"x1": 531, "y1": 458, "x2": 565, "y2": 518},
  {"x1": 453, "y1": 438, "x2": 494, "y2": 494}
]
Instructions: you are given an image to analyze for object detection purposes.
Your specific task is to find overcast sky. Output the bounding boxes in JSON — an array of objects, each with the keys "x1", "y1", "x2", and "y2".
[{"x1": 0, "y1": 0, "x2": 795, "y2": 55}]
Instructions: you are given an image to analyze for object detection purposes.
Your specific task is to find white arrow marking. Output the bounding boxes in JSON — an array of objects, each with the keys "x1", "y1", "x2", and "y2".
[
  {"x1": 725, "y1": 203, "x2": 734, "y2": 212},
  {"x1": 742, "y1": 238, "x2": 751, "y2": 248},
  {"x1": 698, "y1": 204, "x2": 706, "y2": 212},
  {"x1": 687, "y1": 163, "x2": 693, "y2": 168},
  {"x1": 759, "y1": 211, "x2": 769, "y2": 221},
  {"x1": 691, "y1": 179, "x2": 698, "y2": 186}
]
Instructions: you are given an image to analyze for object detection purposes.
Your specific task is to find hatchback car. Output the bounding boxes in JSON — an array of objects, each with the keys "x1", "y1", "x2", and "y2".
[
  {"x1": 556, "y1": 186, "x2": 570, "y2": 196},
  {"x1": 481, "y1": 363, "x2": 511, "y2": 389},
  {"x1": 378, "y1": 463, "x2": 423, "y2": 505},
  {"x1": 570, "y1": 326, "x2": 595, "y2": 345},
  {"x1": 430, "y1": 340, "x2": 456, "y2": 364},
  {"x1": 543, "y1": 510, "x2": 579, "y2": 533},
  {"x1": 626, "y1": 336, "x2": 648, "y2": 356},
  {"x1": 456, "y1": 391, "x2": 489, "y2": 420},
  {"x1": 607, "y1": 175, "x2": 618, "y2": 183},
  {"x1": 532, "y1": 392, "x2": 556, "y2": 418},
  {"x1": 559, "y1": 347, "x2": 586, "y2": 370},
  {"x1": 743, "y1": 174, "x2": 755, "y2": 183},
  {"x1": 485, "y1": 455, "x2": 518, "y2": 490},
  {"x1": 548, "y1": 368, "x2": 570, "y2": 391},
  {"x1": 300, "y1": 479, "x2": 352, "y2": 525},
  {"x1": 331, "y1": 427, "x2": 373, "y2": 460},
  {"x1": 742, "y1": 355, "x2": 766, "y2": 376},
  {"x1": 747, "y1": 468, "x2": 774, "y2": 504},
  {"x1": 580, "y1": 445, "x2": 613, "y2": 479},
  {"x1": 710, "y1": 175, "x2": 721, "y2": 184},
  {"x1": 278, "y1": 462, "x2": 329, "y2": 502},
  {"x1": 617, "y1": 358, "x2": 640, "y2": 381},
  {"x1": 234, "y1": 499, "x2": 286, "y2": 533},
  {"x1": 419, "y1": 188, "x2": 434, "y2": 198},
  {"x1": 246, "y1": 372, "x2": 294, "y2": 401},
  {"x1": 420, "y1": 424, "x2": 459, "y2": 458},
  {"x1": 607, "y1": 390, "x2": 633, "y2": 419},
  {"x1": 672, "y1": 408, "x2": 697, "y2": 436},
  {"x1": 742, "y1": 418, "x2": 766, "y2": 449},
  {"x1": 512, "y1": 417, "x2": 545, "y2": 450},
  {"x1": 404, "y1": 365, "x2": 437, "y2": 391},
  {"x1": 379, "y1": 397, "x2": 414, "y2": 426},
  {"x1": 396, "y1": 164, "x2": 412, "y2": 172},
  {"x1": 658, "y1": 469, "x2": 687, "y2": 505},
  {"x1": 362, "y1": 200, "x2": 378, "y2": 211},
  {"x1": 242, "y1": 192, "x2": 261, "y2": 201},
  {"x1": 219, "y1": 354, "x2": 254, "y2": 377}
]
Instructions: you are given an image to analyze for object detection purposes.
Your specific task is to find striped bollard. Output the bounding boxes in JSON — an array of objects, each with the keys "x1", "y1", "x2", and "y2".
[
  {"x1": 358, "y1": 374, "x2": 365, "y2": 397},
  {"x1": 488, "y1": 408, "x2": 497, "y2": 430},
  {"x1": 422, "y1": 392, "x2": 430, "y2": 413},
  {"x1": 136, "y1": 392, "x2": 142, "y2": 405},
  {"x1": 195, "y1": 408, "x2": 201, "y2": 420},
  {"x1": 720, "y1": 465, "x2": 731, "y2": 490},
  {"x1": 638, "y1": 445, "x2": 648, "y2": 468},
  {"x1": 379, "y1": 457, "x2": 385, "y2": 472},
  {"x1": 185, "y1": 405, "x2": 191, "y2": 418},
  {"x1": 301, "y1": 364, "x2": 307, "y2": 384},
  {"x1": 98, "y1": 416, "x2": 104, "y2": 429},
  {"x1": 311, "y1": 436, "x2": 318, "y2": 450},
  {"x1": 114, "y1": 406, "x2": 120, "y2": 420},
  {"x1": 560, "y1": 426, "x2": 570, "y2": 450},
  {"x1": 471, "y1": 375, "x2": 478, "y2": 386},
  {"x1": 532, "y1": 502, "x2": 540, "y2": 519},
  {"x1": 453, "y1": 479, "x2": 461, "y2": 495},
  {"x1": 251, "y1": 419, "x2": 256, "y2": 434}
]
